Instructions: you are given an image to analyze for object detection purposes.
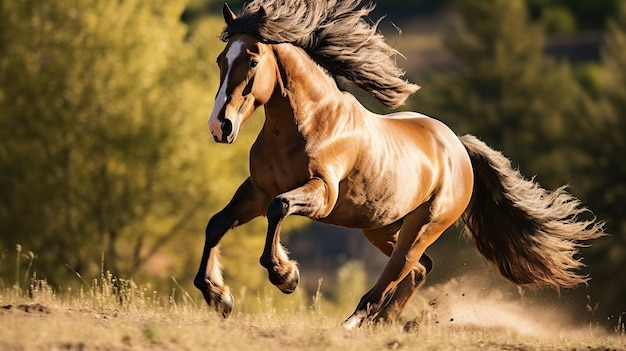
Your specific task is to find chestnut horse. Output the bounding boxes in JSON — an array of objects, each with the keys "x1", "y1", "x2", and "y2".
[{"x1": 194, "y1": 0, "x2": 603, "y2": 328}]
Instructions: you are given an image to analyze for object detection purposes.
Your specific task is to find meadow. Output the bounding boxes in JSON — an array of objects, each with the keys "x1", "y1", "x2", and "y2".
[{"x1": 1, "y1": 267, "x2": 624, "y2": 351}]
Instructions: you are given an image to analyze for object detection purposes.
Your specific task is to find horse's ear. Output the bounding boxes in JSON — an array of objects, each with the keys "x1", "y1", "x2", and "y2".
[{"x1": 223, "y1": 3, "x2": 236, "y2": 25}]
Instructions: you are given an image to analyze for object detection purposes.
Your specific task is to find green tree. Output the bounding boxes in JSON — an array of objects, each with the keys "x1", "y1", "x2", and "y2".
[
  {"x1": 413, "y1": 0, "x2": 585, "y2": 188},
  {"x1": 0, "y1": 0, "x2": 232, "y2": 290},
  {"x1": 573, "y1": 0, "x2": 626, "y2": 323},
  {"x1": 0, "y1": 0, "x2": 308, "y2": 307},
  {"x1": 525, "y1": 0, "x2": 618, "y2": 31}
]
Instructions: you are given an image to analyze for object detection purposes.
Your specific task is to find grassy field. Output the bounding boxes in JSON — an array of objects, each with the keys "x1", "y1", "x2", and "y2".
[{"x1": 1, "y1": 273, "x2": 624, "y2": 351}]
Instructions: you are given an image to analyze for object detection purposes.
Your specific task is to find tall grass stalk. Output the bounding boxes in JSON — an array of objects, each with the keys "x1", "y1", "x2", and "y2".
[
  {"x1": 14, "y1": 244, "x2": 20, "y2": 290},
  {"x1": 0, "y1": 249, "x2": 6, "y2": 290},
  {"x1": 616, "y1": 312, "x2": 626, "y2": 336},
  {"x1": 313, "y1": 278, "x2": 323, "y2": 315},
  {"x1": 4, "y1": 244, "x2": 35, "y2": 292}
]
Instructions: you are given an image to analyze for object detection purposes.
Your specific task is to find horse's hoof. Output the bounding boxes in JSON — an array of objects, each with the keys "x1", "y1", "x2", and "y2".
[
  {"x1": 342, "y1": 312, "x2": 366, "y2": 330},
  {"x1": 276, "y1": 265, "x2": 300, "y2": 294},
  {"x1": 217, "y1": 291, "x2": 234, "y2": 318}
]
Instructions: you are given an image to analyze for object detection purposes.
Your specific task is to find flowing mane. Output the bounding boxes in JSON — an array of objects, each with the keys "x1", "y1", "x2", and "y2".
[{"x1": 221, "y1": 0, "x2": 419, "y2": 109}]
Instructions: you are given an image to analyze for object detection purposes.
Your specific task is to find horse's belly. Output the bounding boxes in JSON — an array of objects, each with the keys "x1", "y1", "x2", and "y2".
[{"x1": 319, "y1": 177, "x2": 426, "y2": 229}]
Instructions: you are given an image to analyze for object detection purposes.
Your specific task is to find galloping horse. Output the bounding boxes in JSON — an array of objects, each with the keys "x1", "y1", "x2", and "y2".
[{"x1": 194, "y1": 0, "x2": 604, "y2": 328}]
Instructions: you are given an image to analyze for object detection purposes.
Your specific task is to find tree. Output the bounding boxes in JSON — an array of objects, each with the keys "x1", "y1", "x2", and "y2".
[
  {"x1": 412, "y1": 0, "x2": 586, "y2": 189},
  {"x1": 0, "y1": 0, "x2": 230, "y2": 290},
  {"x1": 572, "y1": 1, "x2": 626, "y2": 324}
]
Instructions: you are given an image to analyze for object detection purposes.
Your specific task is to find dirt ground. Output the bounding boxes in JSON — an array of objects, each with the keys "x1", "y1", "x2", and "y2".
[{"x1": 1, "y1": 300, "x2": 624, "y2": 351}]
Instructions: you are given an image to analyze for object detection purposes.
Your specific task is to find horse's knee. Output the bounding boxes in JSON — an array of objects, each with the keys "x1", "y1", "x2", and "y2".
[{"x1": 267, "y1": 197, "x2": 289, "y2": 220}]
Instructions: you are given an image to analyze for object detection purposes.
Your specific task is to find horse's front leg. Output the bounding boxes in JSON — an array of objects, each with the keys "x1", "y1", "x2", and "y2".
[
  {"x1": 260, "y1": 177, "x2": 338, "y2": 294},
  {"x1": 194, "y1": 177, "x2": 268, "y2": 317}
]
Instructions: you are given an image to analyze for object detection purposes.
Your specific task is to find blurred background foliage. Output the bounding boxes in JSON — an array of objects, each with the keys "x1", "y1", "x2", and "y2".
[{"x1": 0, "y1": 0, "x2": 624, "y2": 328}]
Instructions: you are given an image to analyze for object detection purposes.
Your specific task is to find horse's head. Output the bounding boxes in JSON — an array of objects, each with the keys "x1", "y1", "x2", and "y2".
[{"x1": 208, "y1": 5, "x2": 280, "y2": 143}]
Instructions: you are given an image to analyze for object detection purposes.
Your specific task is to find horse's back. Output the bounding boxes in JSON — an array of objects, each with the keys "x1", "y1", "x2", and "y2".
[
  {"x1": 375, "y1": 111, "x2": 472, "y2": 171},
  {"x1": 380, "y1": 110, "x2": 474, "y2": 191},
  {"x1": 378, "y1": 111, "x2": 461, "y2": 143}
]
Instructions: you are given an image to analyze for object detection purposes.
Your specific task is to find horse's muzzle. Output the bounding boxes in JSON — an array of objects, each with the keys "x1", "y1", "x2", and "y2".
[{"x1": 211, "y1": 119, "x2": 236, "y2": 144}]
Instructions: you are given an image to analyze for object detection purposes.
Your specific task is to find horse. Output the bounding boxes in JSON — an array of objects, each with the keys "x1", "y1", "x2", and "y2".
[{"x1": 194, "y1": 0, "x2": 604, "y2": 328}]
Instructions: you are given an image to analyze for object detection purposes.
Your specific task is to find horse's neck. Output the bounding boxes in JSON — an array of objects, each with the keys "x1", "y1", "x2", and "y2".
[{"x1": 264, "y1": 44, "x2": 357, "y2": 135}]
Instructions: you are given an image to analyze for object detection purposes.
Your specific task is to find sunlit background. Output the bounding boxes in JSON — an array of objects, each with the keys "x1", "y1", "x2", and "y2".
[{"x1": 0, "y1": 0, "x2": 624, "y2": 330}]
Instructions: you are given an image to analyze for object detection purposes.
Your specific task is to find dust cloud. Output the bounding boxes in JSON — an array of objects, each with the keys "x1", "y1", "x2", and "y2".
[{"x1": 411, "y1": 276, "x2": 597, "y2": 339}]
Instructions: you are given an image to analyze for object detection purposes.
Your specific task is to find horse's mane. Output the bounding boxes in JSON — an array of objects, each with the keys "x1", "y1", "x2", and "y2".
[{"x1": 221, "y1": 0, "x2": 419, "y2": 109}]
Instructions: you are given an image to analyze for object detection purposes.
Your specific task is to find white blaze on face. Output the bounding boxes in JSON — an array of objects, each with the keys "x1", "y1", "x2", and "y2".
[{"x1": 209, "y1": 40, "x2": 244, "y2": 141}]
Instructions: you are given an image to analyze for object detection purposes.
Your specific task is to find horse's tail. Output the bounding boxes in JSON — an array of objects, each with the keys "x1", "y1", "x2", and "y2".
[{"x1": 459, "y1": 135, "x2": 605, "y2": 288}]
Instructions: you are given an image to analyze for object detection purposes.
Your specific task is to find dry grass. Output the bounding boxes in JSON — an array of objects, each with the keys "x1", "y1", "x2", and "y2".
[{"x1": 0, "y1": 271, "x2": 624, "y2": 351}]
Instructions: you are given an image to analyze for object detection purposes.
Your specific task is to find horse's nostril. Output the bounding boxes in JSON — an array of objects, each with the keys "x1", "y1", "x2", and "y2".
[{"x1": 221, "y1": 119, "x2": 233, "y2": 137}]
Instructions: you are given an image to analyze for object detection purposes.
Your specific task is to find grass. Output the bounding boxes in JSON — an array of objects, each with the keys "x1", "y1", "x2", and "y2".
[
  {"x1": 1, "y1": 272, "x2": 625, "y2": 350},
  {"x1": 0, "y1": 247, "x2": 624, "y2": 350}
]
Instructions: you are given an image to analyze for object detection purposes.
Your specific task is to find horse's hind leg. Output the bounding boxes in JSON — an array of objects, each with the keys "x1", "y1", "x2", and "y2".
[
  {"x1": 194, "y1": 178, "x2": 268, "y2": 317},
  {"x1": 376, "y1": 254, "x2": 433, "y2": 323},
  {"x1": 361, "y1": 225, "x2": 434, "y2": 323},
  {"x1": 345, "y1": 201, "x2": 449, "y2": 329}
]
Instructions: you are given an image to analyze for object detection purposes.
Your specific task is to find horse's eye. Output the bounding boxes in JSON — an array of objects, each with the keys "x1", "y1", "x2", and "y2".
[{"x1": 249, "y1": 59, "x2": 259, "y2": 68}]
